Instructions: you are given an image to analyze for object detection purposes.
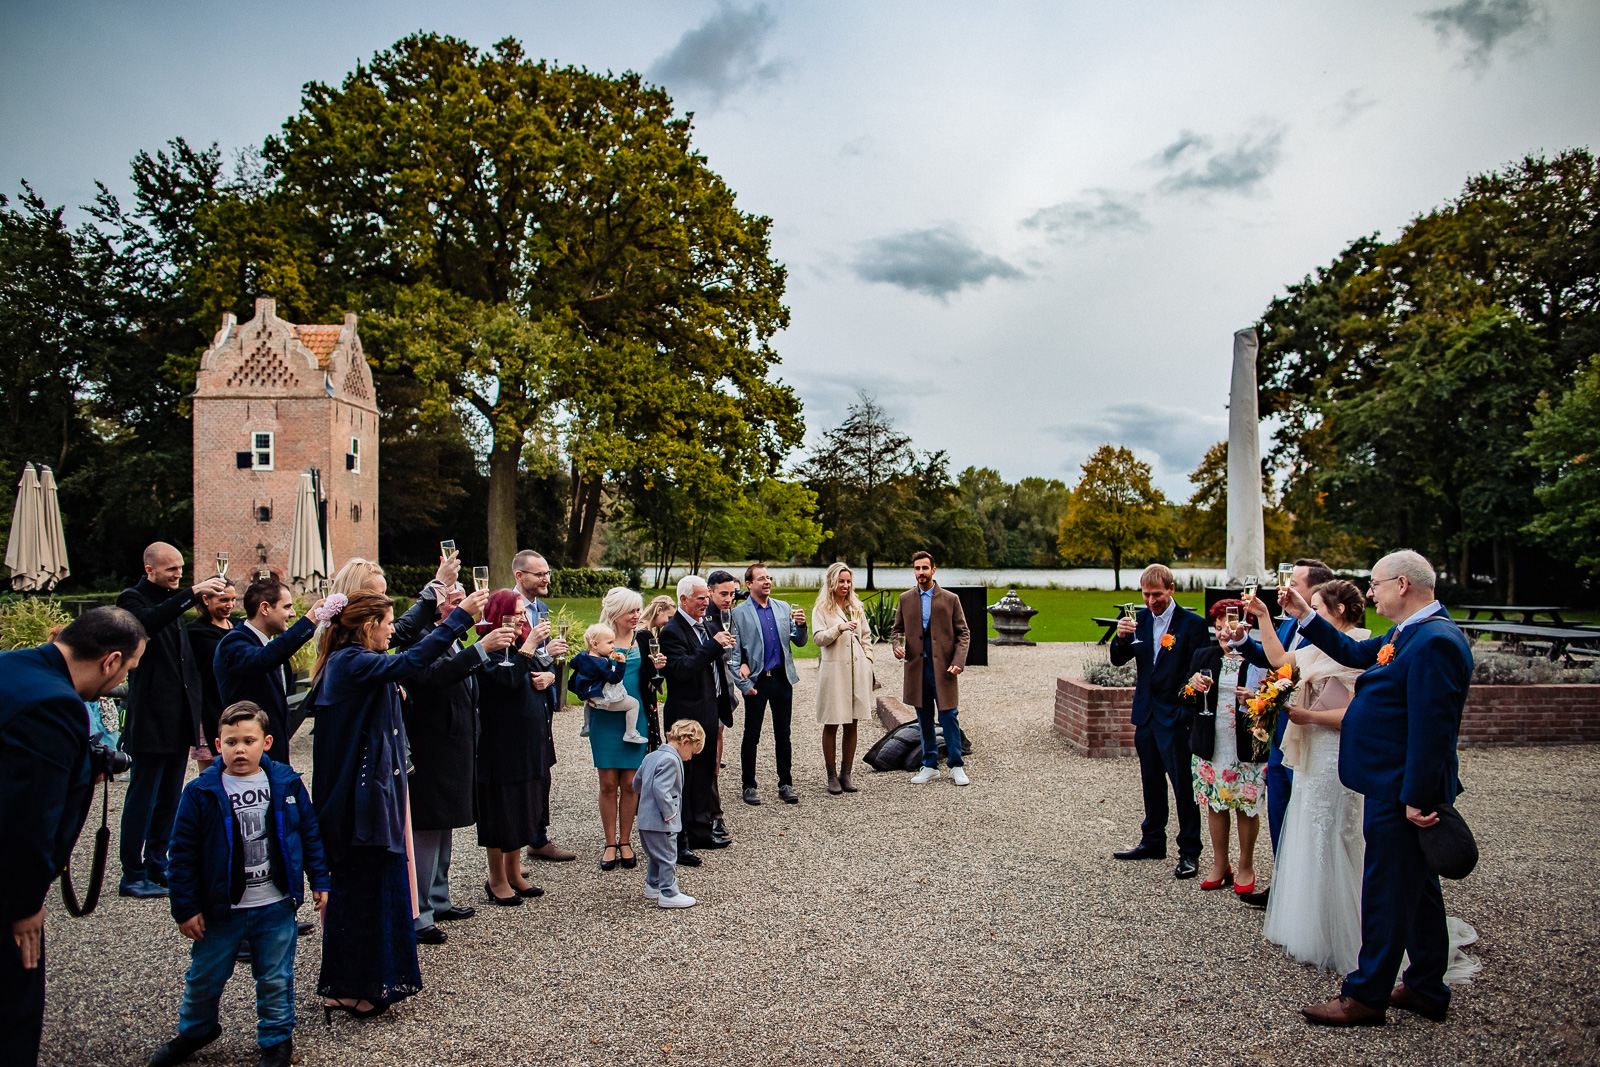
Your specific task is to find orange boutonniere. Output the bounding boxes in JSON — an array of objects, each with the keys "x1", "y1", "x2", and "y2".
[
  {"x1": 1182, "y1": 684, "x2": 1196, "y2": 698},
  {"x1": 1377, "y1": 643, "x2": 1396, "y2": 665},
  {"x1": 1160, "y1": 634, "x2": 1175, "y2": 650}
]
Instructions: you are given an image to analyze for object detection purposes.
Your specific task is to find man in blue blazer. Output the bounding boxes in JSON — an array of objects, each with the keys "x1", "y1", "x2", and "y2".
[
  {"x1": 1109, "y1": 564, "x2": 1212, "y2": 879},
  {"x1": 727, "y1": 562, "x2": 808, "y2": 806},
  {"x1": 1235, "y1": 558, "x2": 1335, "y2": 906},
  {"x1": 215, "y1": 578, "x2": 320, "y2": 768},
  {"x1": 1, "y1": 607, "x2": 146, "y2": 1067},
  {"x1": 1287, "y1": 550, "x2": 1472, "y2": 1027}
]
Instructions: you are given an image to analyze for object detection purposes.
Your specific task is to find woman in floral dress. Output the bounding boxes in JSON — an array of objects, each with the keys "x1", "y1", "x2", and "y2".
[{"x1": 1181, "y1": 599, "x2": 1268, "y2": 895}]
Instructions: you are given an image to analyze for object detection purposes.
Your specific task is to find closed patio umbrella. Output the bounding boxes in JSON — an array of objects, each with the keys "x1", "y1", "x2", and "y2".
[
  {"x1": 5, "y1": 463, "x2": 46, "y2": 591},
  {"x1": 37, "y1": 465, "x2": 69, "y2": 589},
  {"x1": 286, "y1": 471, "x2": 326, "y2": 592}
]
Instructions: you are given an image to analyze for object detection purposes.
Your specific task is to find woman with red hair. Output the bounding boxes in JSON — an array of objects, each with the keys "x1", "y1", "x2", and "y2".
[
  {"x1": 473, "y1": 589, "x2": 557, "y2": 904},
  {"x1": 1180, "y1": 599, "x2": 1269, "y2": 895}
]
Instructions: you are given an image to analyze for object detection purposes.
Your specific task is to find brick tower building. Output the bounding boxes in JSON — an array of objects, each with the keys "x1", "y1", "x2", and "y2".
[{"x1": 192, "y1": 297, "x2": 378, "y2": 584}]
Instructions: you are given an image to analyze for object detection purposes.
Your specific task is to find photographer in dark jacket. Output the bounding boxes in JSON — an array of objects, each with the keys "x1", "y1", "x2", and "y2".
[
  {"x1": 117, "y1": 543, "x2": 229, "y2": 898},
  {"x1": 1, "y1": 607, "x2": 146, "y2": 1067}
]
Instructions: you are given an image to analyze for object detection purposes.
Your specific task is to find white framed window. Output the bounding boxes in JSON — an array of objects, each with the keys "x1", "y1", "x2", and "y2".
[
  {"x1": 349, "y1": 436, "x2": 361, "y2": 474},
  {"x1": 251, "y1": 432, "x2": 274, "y2": 471}
]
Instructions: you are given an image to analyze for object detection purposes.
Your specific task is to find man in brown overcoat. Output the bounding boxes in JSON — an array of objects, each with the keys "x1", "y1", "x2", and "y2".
[{"x1": 890, "y1": 551, "x2": 972, "y2": 785}]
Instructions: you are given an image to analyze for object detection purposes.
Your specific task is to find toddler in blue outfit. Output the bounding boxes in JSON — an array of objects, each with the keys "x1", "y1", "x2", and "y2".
[{"x1": 571, "y1": 623, "x2": 647, "y2": 743}]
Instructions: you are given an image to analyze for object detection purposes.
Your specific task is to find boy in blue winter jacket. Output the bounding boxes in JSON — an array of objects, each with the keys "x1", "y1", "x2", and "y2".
[
  {"x1": 570, "y1": 623, "x2": 647, "y2": 743},
  {"x1": 148, "y1": 701, "x2": 330, "y2": 1067}
]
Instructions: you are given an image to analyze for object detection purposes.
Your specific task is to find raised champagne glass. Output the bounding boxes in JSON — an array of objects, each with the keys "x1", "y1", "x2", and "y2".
[
  {"x1": 215, "y1": 552, "x2": 228, "y2": 578},
  {"x1": 1123, "y1": 603, "x2": 1142, "y2": 645},
  {"x1": 1278, "y1": 562, "x2": 1294, "y2": 591},
  {"x1": 472, "y1": 566, "x2": 489, "y2": 593},
  {"x1": 318, "y1": 579, "x2": 331, "y2": 599},
  {"x1": 1225, "y1": 606, "x2": 1240, "y2": 631},
  {"x1": 1243, "y1": 574, "x2": 1259, "y2": 602},
  {"x1": 501, "y1": 614, "x2": 521, "y2": 664},
  {"x1": 440, "y1": 539, "x2": 456, "y2": 561}
]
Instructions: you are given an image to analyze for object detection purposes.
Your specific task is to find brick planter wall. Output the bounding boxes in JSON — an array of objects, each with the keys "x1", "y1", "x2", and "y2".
[{"x1": 1054, "y1": 677, "x2": 1600, "y2": 756}]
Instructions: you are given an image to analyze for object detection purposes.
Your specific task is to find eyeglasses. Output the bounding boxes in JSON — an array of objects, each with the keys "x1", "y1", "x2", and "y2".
[
  {"x1": 515, "y1": 570, "x2": 552, "y2": 579},
  {"x1": 1370, "y1": 576, "x2": 1403, "y2": 587}
]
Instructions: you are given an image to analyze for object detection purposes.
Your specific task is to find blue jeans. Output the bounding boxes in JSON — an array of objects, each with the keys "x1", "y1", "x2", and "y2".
[
  {"x1": 119, "y1": 750, "x2": 188, "y2": 883},
  {"x1": 178, "y1": 898, "x2": 298, "y2": 1048},
  {"x1": 917, "y1": 654, "x2": 963, "y2": 768},
  {"x1": 411, "y1": 829, "x2": 454, "y2": 929}
]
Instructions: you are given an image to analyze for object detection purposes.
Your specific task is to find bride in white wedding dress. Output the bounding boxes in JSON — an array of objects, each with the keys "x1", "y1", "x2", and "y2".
[{"x1": 1247, "y1": 583, "x2": 1480, "y2": 983}]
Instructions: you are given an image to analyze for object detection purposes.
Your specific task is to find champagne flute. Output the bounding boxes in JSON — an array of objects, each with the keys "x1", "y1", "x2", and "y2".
[
  {"x1": 1123, "y1": 603, "x2": 1142, "y2": 645},
  {"x1": 558, "y1": 620, "x2": 572, "y2": 656},
  {"x1": 1243, "y1": 574, "x2": 1259, "y2": 602},
  {"x1": 501, "y1": 614, "x2": 521, "y2": 664},
  {"x1": 1199, "y1": 668, "x2": 1214, "y2": 687},
  {"x1": 472, "y1": 566, "x2": 489, "y2": 593},
  {"x1": 440, "y1": 539, "x2": 456, "y2": 562},
  {"x1": 1277, "y1": 562, "x2": 1294, "y2": 591},
  {"x1": 1225, "y1": 606, "x2": 1240, "y2": 632},
  {"x1": 891, "y1": 633, "x2": 906, "y2": 658},
  {"x1": 318, "y1": 579, "x2": 331, "y2": 599},
  {"x1": 215, "y1": 552, "x2": 229, "y2": 579}
]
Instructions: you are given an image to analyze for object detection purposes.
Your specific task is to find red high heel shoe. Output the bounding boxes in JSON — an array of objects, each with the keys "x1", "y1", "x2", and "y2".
[
  {"x1": 1233, "y1": 877, "x2": 1257, "y2": 895},
  {"x1": 1200, "y1": 867, "x2": 1234, "y2": 891}
]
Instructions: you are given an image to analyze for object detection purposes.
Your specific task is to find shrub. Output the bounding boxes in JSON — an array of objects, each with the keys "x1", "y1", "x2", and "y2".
[
  {"x1": 1083, "y1": 656, "x2": 1137, "y2": 687},
  {"x1": 549, "y1": 568, "x2": 633, "y2": 597},
  {"x1": 0, "y1": 597, "x2": 73, "y2": 650},
  {"x1": 1471, "y1": 649, "x2": 1575, "y2": 685}
]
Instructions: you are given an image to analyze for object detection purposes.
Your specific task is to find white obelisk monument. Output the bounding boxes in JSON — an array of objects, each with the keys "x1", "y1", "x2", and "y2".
[{"x1": 1226, "y1": 328, "x2": 1267, "y2": 586}]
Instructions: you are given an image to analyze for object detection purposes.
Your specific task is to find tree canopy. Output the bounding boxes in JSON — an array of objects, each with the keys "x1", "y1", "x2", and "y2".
[{"x1": 1058, "y1": 445, "x2": 1170, "y2": 589}]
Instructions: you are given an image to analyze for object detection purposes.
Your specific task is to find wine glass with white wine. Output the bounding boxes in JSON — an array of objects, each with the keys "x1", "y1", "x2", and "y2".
[
  {"x1": 472, "y1": 566, "x2": 489, "y2": 593},
  {"x1": 215, "y1": 552, "x2": 229, "y2": 579},
  {"x1": 1123, "y1": 603, "x2": 1142, "y2": 645}
]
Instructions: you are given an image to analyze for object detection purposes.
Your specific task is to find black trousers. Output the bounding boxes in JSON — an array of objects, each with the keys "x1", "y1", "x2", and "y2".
[
  {"x1": 118, "y1": 749, "x2": 188, "y2": 882},
  {"x1": 740, "y1": 673, "x2": 793, "y2": 789},
  {"x1": 1135, "y1": 719, "x2": 1201, "y2": 859},
  {"x1": 0, "y1": 925, "x2": 44, "y2": 1067},
  {"x1": 681, "y1": 716, "x2": 720, "y2": 845}
]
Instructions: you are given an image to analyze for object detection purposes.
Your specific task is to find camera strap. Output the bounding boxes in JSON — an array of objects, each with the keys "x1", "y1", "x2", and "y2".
[{"x1": 60, "y1": 776, "x2": 111, "y2": 918}]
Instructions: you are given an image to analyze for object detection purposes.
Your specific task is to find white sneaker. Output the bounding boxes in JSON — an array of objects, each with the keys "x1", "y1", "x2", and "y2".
[
  {"x1": 658, "y1": 892, "x2": 697, "y2": 908},
  {"x1": 644, "y1": 886, "x2": 661, "y2": 900},
  {"x1": 950, "y1": 766, "x2": 970, "y2": 786},
  {"x1": 909, "y1": 766, "x2": 940, "y2": 784},
  {"x1": 622, "y1": 731, "x2": 648, "y2": 744}
]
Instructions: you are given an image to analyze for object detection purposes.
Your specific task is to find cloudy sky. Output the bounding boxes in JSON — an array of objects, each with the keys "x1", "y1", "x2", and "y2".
[{"x1": 3, "y1": 0, "x2": 1596, "y2": 494}]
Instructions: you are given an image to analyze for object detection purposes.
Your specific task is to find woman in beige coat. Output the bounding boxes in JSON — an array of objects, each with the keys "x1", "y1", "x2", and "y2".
[{"x1": 812, "y1": 562, "x2": 873, "y2": 795}]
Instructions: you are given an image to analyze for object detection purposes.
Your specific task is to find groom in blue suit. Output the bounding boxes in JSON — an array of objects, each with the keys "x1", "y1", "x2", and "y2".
[
  {"x1": 1109, "y1": 564, "x2": 1211, "y2": 879},
  {"x1": 1287, "y1": 550, "x2": 1472, "y2": 1027},
  {"x1": 1236, "y1": 558, "x2": 1335, "y2": 905}
]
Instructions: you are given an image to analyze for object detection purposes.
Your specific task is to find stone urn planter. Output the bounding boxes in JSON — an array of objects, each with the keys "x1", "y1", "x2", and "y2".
[{"x1": 987, "y1": 589, "x2": 1039, "y2": 646}]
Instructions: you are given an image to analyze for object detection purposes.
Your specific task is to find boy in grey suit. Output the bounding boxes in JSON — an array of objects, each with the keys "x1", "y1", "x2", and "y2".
[{"x1": 632, "y1": 720, "x2": 707, "y2": 908}]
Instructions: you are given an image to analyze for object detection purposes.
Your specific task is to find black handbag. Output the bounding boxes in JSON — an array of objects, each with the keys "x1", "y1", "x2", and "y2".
[{"x1": 1418, "y1": 803, "x2": 1478, "y2": 880}]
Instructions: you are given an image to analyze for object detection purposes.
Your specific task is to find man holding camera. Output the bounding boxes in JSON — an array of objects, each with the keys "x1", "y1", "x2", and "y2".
[{"x1": 1, "y1": 607, "x2": 147, "y2": 1067}]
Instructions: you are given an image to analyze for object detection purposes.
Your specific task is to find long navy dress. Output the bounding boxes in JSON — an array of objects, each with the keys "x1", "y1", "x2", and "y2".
[{"x1": 311, "y1": 607, "x2": 472, "y2": 1006}]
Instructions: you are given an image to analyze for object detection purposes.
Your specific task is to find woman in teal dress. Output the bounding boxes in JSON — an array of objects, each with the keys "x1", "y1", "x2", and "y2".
[{"x1": 588, "y1": 588, "x2": 661, "y2": 871}]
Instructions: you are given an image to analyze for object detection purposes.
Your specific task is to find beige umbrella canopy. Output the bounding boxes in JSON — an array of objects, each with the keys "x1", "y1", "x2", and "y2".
[
  {"x1": 286, "y1": 471, "x2": 326, "y2": 593},
  {"x1": 37, "y1": 465, "x2": 69, "y2": 589},
  {"x1": 5, "y1": 463, "x2": 47, "y2": 591}
]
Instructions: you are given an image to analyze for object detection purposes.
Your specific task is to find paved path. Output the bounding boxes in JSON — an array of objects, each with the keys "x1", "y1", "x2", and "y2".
[{"x1": 40, "y1": 644, "x2": 1600, "y2": 1065}]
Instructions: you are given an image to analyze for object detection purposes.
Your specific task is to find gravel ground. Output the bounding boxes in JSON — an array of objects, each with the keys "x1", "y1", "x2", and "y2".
[{"x1": 38, "y1": 643, "x2": 1600, "y2": 1066}]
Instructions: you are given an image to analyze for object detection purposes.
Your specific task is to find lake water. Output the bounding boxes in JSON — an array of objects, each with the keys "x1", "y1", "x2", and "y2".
[{"x1": 659, "y1": 565, "x2": 1228, "y2": 591}]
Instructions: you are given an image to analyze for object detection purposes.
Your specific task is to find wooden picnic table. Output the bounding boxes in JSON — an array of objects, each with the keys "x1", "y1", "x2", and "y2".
[
  {"x1": 1456, "y1": 620, "x2": 1600, "y2": 662},
  {"x1": 1457, "y1": 604, "x2": 1570, "y2": 625},
  {"x1": 1091, "y1": 603, "x2": 1144, "y2": 644}
]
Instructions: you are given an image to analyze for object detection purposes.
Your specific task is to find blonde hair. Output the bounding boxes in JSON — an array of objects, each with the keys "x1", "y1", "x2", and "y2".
[
  {"x1": 332, "y1": 557, "x2": 386, "y2": 597},
  {"x1": 598, "y1": 586, "x2": 644, "y2": 639},
  {"x1": 666, "y1": 718, "x2": 707, "y2": 751},
  {"x1": 1139, "y1": 563, "x2": 1176, "y2": 591},
  {"x1": 583, "y1": 622, "x2": 615, "y2": 650},
  {"x1": 812, "y1": 562, "x2": 865, "y2": 628},
  {"x1": 644, "y1": 594, "x2": 676, "y2": 629}
]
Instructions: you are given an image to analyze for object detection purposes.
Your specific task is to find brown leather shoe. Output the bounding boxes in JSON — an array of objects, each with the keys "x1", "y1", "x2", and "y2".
[
  {"x1": 1390, "y1": 983, "x2": 1448, "y2": 1022},
  {"x1": 527, "y1": 842, "x2": 576, "y2": 862},
  {"x1": 1302, "y1": 995, "x2": 1386, "y2": 1027}
]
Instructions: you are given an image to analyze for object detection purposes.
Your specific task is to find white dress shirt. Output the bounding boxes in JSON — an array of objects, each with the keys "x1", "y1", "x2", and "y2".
[{"x1": 1150, "y1": 599, "x2": 1177, "y2": 662}]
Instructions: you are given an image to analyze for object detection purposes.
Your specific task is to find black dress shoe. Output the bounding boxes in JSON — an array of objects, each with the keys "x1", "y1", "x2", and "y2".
[
  {"x1": 415, "y1": 925, "x2": 447, "y2": 945},
  {"x1": 778, "y1": 784, "x2": 798, "y2": 804},
  {"x1": 710, "y1": 817, "x2": 730, "y2": 838},
  {"x1": 1237, "y1": 887, "x2": 1270, "y2": 908},
  {"x1": 257, "y1": 1039, "x2": 293, "y2": 1067},
  {"x1": 297, "y1": 920, "x2": 315, "y2": 936},
  {"x1": 1174, "y1": 858, "x2": 1199, "y2": 879},
  {"x1": 743, "y1": 787, "x2": 761, "y2": 806},
  {"x1": 677, "y1": 848, "x2": 703, "y2": 867},
  {"x1": 147, "y1": 1023, "x2": 221, "y2": 1067},
  {"x1": 1112, "y1": 844, "x2": 1167, "y2": 861},
  {"x1": 436, "y1": 905, "x2": 476, "y2": 922}
]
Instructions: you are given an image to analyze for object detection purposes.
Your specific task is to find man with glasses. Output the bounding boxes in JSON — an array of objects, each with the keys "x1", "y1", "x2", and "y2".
[{"x1": 512, "y1": 550, "x2": 575, "y2": 863}]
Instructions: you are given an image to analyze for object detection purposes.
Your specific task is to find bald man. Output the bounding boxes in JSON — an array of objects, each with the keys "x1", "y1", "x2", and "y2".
[{"x1": 115, "y1": 543, "x2": 227, "y2": 897}]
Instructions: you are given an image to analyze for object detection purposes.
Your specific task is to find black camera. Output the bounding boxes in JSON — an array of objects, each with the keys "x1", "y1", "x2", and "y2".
[{"x1": 88, "y1": 741, "x2": 132, "y2": 777}]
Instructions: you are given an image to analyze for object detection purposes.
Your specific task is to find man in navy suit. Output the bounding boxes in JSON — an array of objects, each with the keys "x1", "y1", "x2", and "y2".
[
  {"x1": 1, "y1": 607, "x2": 146, "y2": 1067},
  {"x1": 1109, "y1": 564, "x2": 1212, "y2": 879},
  {"x1": 1235, "y1": 557, "x2": 1335, "y2": 906},
  {"x1": 214, "y1": 577, "x2": 320, "y2": 767},
  {"x1": 1287, "y1": 550, "x2": 1471, "y2": 1027}
]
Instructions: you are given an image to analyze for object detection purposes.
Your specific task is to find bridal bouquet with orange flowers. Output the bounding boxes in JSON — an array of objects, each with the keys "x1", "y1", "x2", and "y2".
[{"x1": 1243, "y1": 662, "x2": 1299, "y2": 760}]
